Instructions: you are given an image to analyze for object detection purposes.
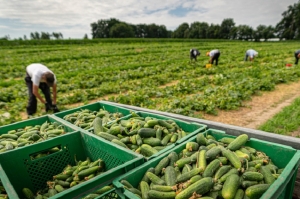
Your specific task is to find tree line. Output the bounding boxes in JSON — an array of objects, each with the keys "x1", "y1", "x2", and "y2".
[
  {"x1": 1, "y1": 0, "x2": 299, "y2": 41},
  {"x1": 91, "y1": 0, "x2": 300, "y2": 40}
]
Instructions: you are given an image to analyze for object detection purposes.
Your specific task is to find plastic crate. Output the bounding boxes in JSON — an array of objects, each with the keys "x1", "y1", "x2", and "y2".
[
  {"x1": 89, "y1": 111, "x2": 206, "y2": 161},
  {"x1": 113, "y1": 129, "x2": 300, "y2": 199},
  {"x1": 0, "y1": 115, "x2": 77, "y2": 154},
  {"x1": 0, "y1": 131, "x2": 144, "y2": 199},
  {"x1": 53, "y1": 101, "x2": 133, "y2": 130}
]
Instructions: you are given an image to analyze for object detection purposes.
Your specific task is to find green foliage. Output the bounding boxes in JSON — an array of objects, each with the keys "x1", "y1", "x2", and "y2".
[{"x1": 1, "y1": 39, "x2": 300, "y2": 126}]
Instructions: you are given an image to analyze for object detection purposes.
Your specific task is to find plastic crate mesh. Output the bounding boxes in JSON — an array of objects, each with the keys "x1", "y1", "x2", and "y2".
[
  {"x1": 87, "y1": 144, "x2": 125, "y2": 170},
  {"x1": 23, "y1": 146, "x2": 73, "y2": 191}
]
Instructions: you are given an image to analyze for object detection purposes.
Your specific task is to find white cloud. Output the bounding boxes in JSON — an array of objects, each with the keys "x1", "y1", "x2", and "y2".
[{"x1": 0, "y1": 0, "x2": 298, "y2": 39}]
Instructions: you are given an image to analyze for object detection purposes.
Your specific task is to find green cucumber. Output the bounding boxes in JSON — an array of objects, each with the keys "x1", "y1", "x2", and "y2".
[
  {"x1": 227, "y1": 134, "x2": 248, "y2": 151},
  {"x1": 203, "y1": 159, "x2": 221, "y2": 177},
  {"x1": 222, "y1": 174, "x2": 240, "y2": 199},
  {"x1": 245, "y1": 184, "x2": 270, "y2": 199}
]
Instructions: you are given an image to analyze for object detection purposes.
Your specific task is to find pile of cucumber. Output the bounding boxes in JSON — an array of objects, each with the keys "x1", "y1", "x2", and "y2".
[
  {"x1": 0, "y1": 179, "x2": 8, "y2": 199},
  {"x1": 22, "y1": 158, "x2": 106, "y2": 199},
  {"x1": 93, "y1": 112, "x2": 190, "y2": 157},
  {"x1": 0, "y1": 121, "x2": 66, "y2": 153},
  {"x1": 63, "y1": 109, "x2": 125, "y2": 130},
  {"x1": 119, "y1": 133, "x2": 283, "y2": 199}
]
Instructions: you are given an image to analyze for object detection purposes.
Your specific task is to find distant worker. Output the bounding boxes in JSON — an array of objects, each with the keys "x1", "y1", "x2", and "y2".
[
  {"x1": 25, "y1": 63, "x2": 60, "y2": 118},
  {"x1": 295, "y1": 50, "x2": 300, "y2": 65},
  {"x1": 245, "y1": 49, "x2": 258, "y2": 61},
  {"x1": 206, "y1": 49, "x2": 221, "y2": 65},
  {"x1": 190, "y1": 49, "x2": 200, "y2": 61}
]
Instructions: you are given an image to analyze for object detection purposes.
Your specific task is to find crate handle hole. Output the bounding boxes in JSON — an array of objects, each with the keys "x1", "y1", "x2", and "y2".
[{"x1": 29, "y1": 145, "x2": 62, "y2": 160}]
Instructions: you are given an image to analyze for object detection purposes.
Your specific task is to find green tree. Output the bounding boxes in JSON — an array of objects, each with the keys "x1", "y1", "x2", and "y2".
[
  {"x1": 109, "y1": 22, "x2": 135, "y2": 38},
  {"x1": 189, "y1": 22, "x2": 209, "y2": 38},
  {"x1": 91, "y1": 18, "x2": 120, "y2": 38},
  {"x1": 276, "y1": 1, "x2": 300, "y2": 39},
  {"x1": 220, "y1": 18, "x2": 235, "y2": 39},
  {"x1": 207, "y1": 24, "x2": 221, "y2": 38},
  {"x1": 236, "y1": 25, "x2": 253, "y2": 40},
  {"x1": 83, "y1": 34, "x2": 88, "y2": 39},
  {"x1": 172, "y1": 23, "x2": 189, "y2": 38}
]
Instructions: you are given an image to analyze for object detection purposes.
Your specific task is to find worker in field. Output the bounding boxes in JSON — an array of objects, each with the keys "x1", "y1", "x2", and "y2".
[
  {"x1": 206, "y1": 49, "x2": 221, "y2": 65},
  {"x1": 295, "y1": 50, "x2": 300, "y2": 65},
  {"x1": 245, "y1": 49, "x2": 258, "y2": 62},
  {"x1": 190, "y1": 49, "x2": 200, "y2": 62},
  {"x1": 25, "y1": 63, "x2": 60, "y2": 118}
]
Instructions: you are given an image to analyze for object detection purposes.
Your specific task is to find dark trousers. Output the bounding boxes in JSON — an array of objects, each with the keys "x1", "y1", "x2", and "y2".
[
  {"x1": 25, "y1": 75, "x2": 52, "y2": 115},
  {"x1": 295, "y1": 53, "x2": 299, "y2": 65},
  {"x1": 212, "y1": 52, "x2": 221, "y2": 65}
]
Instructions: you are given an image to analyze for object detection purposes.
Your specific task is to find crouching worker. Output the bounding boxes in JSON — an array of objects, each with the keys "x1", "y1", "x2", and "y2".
[
  {"x1": 25, "y1": 63, "x2": 60, "y2": 118},
  {"x1": 295, "y1": 50, "x2": 300, "y2": 65},
  {"x1": 245, "y1": 49, "x2": 258, "y2": 62},
  {"x1": 206, "y1": 49, "x2": 221, "y2": 65},
  {"x1": 190, "y1": 49, "x2": 200, "y2": 61}
]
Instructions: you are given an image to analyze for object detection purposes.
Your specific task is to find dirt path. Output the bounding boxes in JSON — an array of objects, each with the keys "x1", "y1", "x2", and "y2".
[{"x1": 203, "y1": 80, "x2": 300, "y2": 129}]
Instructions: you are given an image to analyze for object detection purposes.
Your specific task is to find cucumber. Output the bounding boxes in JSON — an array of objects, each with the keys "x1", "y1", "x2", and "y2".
[
  {"x1": 142, "y1": 168, "x2": 155, "y2": 184},
  {"x1": 161, "y1": 134, "x2": 172, "y2": 146},
  {"x1": 227, "y1": 134, "x2": 248, "y2": 151},
  {"x1": 121, "y1": 179, "x2": 134, "y2": 188},
  {"x1": 242, "y1": 172, "x2": 264, "y2": 181},
  {"x1": 197, "y1": 150, "x2": 207, "y2": 172},
  {"x1": 245, "y1": 184, "x2": 270, "y2": 199},
  {"x1": 175, "y1": 177, "x2": 214, "y2": 199},
  {"x1": 164, "y1": 166, "x2": 177, "y2": 186},
  {"x1": 176, "y1": 168, "x2": 202, "y2": 183},
  {"x1": 241, "y1": 181, "x2": 258, "y2": 189},
  {"x1": 138, "y1": 128, "x2": 156, "y2": 138},
  {"x1": 151, "y1": 185, "x2": 176, "y2": 192},
  {"x1": 143, "y1": 137, "x2": 162, "y2": 146},
  {"x1": 140, "y1": 144, "x2": 158, "y2": 157},
  {"x1": 175, "y1": 156, "x2": 192, "y2": 168},
  {"x1": 182, "y1": 164, "x2": 193, "y2": 174},
  {"x1": 22, "y1": 188, "x2": 34, "y2": 199},
  {"x1": 222, "y1": 148, "x2": 242, "y2": 170},
  {"x1": 97, "y1": 132, "x2": 119, "y2": 141},
  {"x1": 214, "y1": 165, "x2": 232, "y2": 182},
  {"x1": 203, "y1": 159, "x2": 221, "y2": 177},
  {"x1": 218, "y1": 168, "x2": 239, "y2": 183},
  {"x1": 140, "y1": 181, "x2": 150, "y2": 199},
  {"x1": 146, "y1": 172, "x2": 166, "y2": 185},
  {"x1": 222, "y1": 174, "x2": 240, "y2": 199},
  {"x1": 219, "y1": 137, "x2": 235, "y2": 144},
  {"x1": 112, "y1": 139, "x2": 128, "y2": 148},
  {"x1": 155, "y1": 157, "x2": 170, "y2": 175},
  {"x1": 168, "y1": 152, "x2": 178, "y2": 167},
  {"x1": 186, "y1": 142, "x2": 199, "y2": 151},
  {"x1": 260, "y1": 166, "x2": 275, "y2": 184},
  {"x1": 93, "y1": 117, "x2": 103, "y2": 134},
  {"x1": 234, "y1": 189, "x2": 244, "y2": 199},
  {"x1": 157, "y1": 120, "x2": 173, "y2": 129},
  {"x1": 206, "y1": 146, "x2": 222, "y2": 161},
  {"x1": 148, "y1": 190, "x2": 176, "y2": 199},
  {"x1": 77, "y1": 166, "x2": 99, "y2": 179}
]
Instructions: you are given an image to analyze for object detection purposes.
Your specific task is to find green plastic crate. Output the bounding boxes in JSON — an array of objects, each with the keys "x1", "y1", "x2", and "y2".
[
  {"x1": 113, "y1": 129, "x2": 300, "y2": 199},
  {"x1": 0, "y1": 131, "x2": 144, "y2": 199},
  {"x1": 53, "y1": 102, "x2": 133, "y2": 130},
  {"x1": 89, "y1": 111, "x2": 206, "y2": 161},
  {"x1": 0, "y1": 115, "x2": 77, "y2": 154}
]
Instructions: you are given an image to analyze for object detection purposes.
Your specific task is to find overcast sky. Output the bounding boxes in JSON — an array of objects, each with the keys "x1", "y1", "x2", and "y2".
[{"x1": 0, "y1": 0, "x2": 298, "y2": 39}]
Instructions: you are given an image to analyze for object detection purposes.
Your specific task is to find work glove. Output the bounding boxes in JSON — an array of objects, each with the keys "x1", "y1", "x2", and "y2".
[
  {"x1": 52, "y1": 104, "x2": 60, "y2": 113},
  {"x1": 45, "y1": 103, "x2": 52, "y2": 112}
]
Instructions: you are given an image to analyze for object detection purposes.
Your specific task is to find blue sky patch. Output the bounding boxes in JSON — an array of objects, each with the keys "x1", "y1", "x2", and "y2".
[{"x1": 169, "y1": 6, "x2": 193, "y2": 17}]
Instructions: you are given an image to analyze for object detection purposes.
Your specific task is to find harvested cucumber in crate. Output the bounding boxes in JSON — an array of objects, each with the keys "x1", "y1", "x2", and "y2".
[
  {"x1": 0, "y1": 121, "x2": 68, "y2": 153},
  {"x1": 62, "y1": 108, "x2": 124, "y2": 130},
  {"x1": 116, "y1": 132, "x2": 287, "y2": 199}
]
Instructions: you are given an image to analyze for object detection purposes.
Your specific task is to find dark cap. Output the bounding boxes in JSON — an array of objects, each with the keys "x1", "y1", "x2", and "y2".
[{"x1": 45, "y1": 72, "x2": 55, "y2": 87}]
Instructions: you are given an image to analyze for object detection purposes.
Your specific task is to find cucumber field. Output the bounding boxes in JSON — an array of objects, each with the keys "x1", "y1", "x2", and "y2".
[{"x1": 1, "y1": 39, "x2": 300, "y2": 133}]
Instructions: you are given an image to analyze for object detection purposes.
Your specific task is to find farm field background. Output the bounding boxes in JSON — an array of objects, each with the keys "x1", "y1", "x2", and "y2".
[{"x1": 1, "y1": 39, "x2": 300, "y2": 134}]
